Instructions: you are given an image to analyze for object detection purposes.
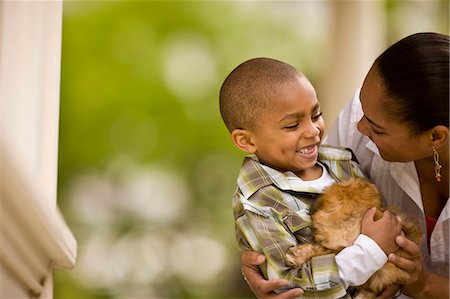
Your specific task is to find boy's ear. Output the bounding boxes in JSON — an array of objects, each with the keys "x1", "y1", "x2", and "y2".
[
  {"x1": 431, "y1": 125, "x2": 449, "y2": 150},
  {"x1": 231, "y1": 129, "x2": 257, "y2": 154}
]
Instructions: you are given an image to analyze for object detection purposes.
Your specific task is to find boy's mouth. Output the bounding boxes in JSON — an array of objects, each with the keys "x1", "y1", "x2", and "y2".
[
  {"x1": 299, "y1": 145, "x2": 316, "y2": 154},
  {"x1": 297, "y1": 144, "x2": 318, "y2": 158}
]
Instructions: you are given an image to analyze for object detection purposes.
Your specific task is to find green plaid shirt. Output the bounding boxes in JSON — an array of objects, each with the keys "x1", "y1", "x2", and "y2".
[{"x1": 233, "y1": 145, "x2": 366, "y2": 299}]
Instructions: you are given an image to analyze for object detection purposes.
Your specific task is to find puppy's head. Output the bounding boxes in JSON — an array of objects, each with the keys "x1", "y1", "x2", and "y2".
[{"x1": 311, "y1": 177, "x2": 382, "y2": 251}]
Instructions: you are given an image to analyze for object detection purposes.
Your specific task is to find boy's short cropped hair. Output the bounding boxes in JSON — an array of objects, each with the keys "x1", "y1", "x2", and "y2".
[{"x1": 219, "y1": 57, "x2": 302, "y2": 132}]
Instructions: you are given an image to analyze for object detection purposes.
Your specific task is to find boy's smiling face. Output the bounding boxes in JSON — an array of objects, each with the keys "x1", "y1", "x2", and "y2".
[{"x1": 248, "y1": 76, "x2": 324, "y2": 176}]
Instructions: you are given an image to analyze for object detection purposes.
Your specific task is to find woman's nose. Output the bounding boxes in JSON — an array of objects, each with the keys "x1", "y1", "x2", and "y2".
[{"x1": 357, "y1": 117, "x2": 370, "y2": 137}]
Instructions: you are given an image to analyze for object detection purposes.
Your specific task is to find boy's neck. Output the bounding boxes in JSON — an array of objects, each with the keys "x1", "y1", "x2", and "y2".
[{"x1": 295, "y1": 164, "x2": 323, "y2": 181}]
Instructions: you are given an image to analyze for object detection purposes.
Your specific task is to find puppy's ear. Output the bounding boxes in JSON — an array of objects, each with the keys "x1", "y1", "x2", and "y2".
[{"x1": 231, "y1": 129, "x2": 256, "y2": 154}]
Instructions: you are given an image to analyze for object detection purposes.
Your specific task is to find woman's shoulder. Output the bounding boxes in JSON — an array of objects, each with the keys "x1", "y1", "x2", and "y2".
[{"x1": 319, "y1": 144, "x2": 357, "y2": 161}]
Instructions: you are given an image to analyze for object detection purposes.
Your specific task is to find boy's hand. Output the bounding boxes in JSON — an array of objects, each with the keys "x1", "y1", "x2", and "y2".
[
  {"x1": 241, "y1": 251, "x2": 303, "y2": 299},
  {"x1": 361, "y1": 207, "x2": 402, "y2": 255}
]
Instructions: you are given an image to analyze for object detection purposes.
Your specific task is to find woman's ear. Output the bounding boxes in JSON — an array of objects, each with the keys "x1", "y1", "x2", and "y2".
[
  {"x1": 231, "y1": 129, "x2": 257, "y2": 154},
  {"x1": 431, "y1": 125, "x2": 449, "y2": 150}
]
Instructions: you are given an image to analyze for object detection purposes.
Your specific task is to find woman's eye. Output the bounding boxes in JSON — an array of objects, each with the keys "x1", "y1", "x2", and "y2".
[{"x1": 370, "y1": 126, "x2": 383, "y2": 135}]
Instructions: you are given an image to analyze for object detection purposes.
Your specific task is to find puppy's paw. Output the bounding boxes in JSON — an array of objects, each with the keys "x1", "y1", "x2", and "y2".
[{"x1": 286, "y1": 243, "x2": 318, "y2": 267}]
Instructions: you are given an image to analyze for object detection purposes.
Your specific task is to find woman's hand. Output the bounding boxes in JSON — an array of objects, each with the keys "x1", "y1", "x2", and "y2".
[
  {"x1": 376, "y1": 284, "x2": 400, "y2": 299},
  {"x1": 388, "y1": 235, "x2": 449, "y2": 298},
  {"x1": 241, "y1": 251, "x2": 303, "y2": 299},
  {"x1": 388, "y1": 235, "x2": 426, "y2": 296}
]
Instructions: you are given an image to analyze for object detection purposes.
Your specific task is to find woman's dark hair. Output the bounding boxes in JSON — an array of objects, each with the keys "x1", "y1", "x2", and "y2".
[{"x1": 374, "y1": 32, "x2": 449, "y2": 134}]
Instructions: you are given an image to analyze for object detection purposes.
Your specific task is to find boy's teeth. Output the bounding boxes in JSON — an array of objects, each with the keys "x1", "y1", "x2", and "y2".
[{"x1": 299, "y1": 147, "x2": 314, "y2": 154}]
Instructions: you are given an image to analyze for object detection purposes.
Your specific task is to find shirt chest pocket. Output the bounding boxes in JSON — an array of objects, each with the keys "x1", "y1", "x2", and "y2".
[{"x1": 282, "y1": 209, "x2": 314, "y2": 244}]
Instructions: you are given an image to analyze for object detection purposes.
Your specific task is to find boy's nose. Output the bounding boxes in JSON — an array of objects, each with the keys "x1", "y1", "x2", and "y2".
[{"x1": 304, "y1": 121, "x2": 320, "y2": 138}]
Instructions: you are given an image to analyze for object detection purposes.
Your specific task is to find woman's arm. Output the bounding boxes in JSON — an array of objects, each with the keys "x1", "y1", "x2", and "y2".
[
  {"x1": 241, "y1": 251, "x2": 303, "y2": 299},
  {"x1": 388, "y1": 235, "x2": 449, "y2": 298}
]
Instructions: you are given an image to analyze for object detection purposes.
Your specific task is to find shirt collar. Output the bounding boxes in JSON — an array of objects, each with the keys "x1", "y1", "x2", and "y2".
[
  {"x1": 237, "y1": 155, "x2": 323, "y2": 200},
  {"x1": 236, "y1": 155, "x2": 274, "y2": 200}
]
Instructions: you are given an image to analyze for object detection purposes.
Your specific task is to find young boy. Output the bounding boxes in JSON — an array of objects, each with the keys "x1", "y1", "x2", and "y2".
[{"x1": 219, "y1": 58, "x2": 401, "y2": 298}]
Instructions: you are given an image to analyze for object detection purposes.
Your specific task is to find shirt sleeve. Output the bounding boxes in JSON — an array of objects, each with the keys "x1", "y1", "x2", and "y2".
[
  {"x1": 235, "y1": 194, "x2": 348, "y2": 298},
  {"x1": 335, "y1": 234, "x2": 388, "y2": 288}
]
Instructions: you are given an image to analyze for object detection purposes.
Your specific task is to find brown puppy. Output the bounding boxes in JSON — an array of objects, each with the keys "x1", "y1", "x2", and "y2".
[{"x1": 286, "y1": 177, "x2": 422, "y2": 299}]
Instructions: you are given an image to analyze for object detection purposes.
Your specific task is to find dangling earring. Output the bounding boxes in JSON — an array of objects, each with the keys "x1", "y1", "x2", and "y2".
[{"x1": 433, "y1": 146, "x2": 442, "y2": 183}]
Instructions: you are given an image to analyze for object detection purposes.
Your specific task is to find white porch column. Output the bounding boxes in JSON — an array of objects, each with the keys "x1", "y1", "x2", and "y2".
[
  {"x1": 319, "y1": 0, "x2": 386, "y2": 128},
  {"x1": 0, "y1": 1, "x2": 77, "y2": 298}
]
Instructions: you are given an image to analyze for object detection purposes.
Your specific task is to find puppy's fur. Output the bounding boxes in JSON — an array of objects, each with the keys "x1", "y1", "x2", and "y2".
[{"x1": 286, "y1": 177, "x2": 422, "y2": 299}]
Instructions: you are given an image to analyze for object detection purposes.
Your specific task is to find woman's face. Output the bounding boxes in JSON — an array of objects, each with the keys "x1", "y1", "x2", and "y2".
[{"x1": 357, "y1": 68, "x2": 432, "y2": 162}]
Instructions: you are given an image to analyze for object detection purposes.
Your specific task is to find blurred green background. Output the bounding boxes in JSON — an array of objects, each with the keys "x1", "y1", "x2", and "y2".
[{"x1": 55, "y1": 1, "x2": 448, "y2": 299}]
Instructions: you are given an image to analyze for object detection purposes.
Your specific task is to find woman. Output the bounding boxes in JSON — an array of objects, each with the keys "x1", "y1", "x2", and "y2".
[{"x1": 241, "y1": 32, "x2": 449, "y2": 298}]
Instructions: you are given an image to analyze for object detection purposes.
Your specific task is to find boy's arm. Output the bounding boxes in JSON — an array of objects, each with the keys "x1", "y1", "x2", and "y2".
[
  {"x1": 336, "y1": 206, "x2": 403, "y2": 289},
  {"x1": 239, "y1": 209, "x2": 402, "y2": 298},
  {"x1": 237, "y1": 204, "x2": 348, "y2": 297},
  {"x1": 335, "y1": 235, "x2": 387, "y2": 288},
  {"x1": 241, "y1": 251, "x2": 304, "y2": 299}
]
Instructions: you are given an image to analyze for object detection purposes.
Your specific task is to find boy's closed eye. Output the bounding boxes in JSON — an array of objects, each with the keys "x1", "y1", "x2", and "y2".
[
  {"x1": 283, "y1": 112, "x2": 322, "y2": 130},
  {"x1": 284, "y1": 123, "x2": 299, "y2": 130},
  {"x1": 312, "y1": 112, "x2": 323, "y2": 121}
]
